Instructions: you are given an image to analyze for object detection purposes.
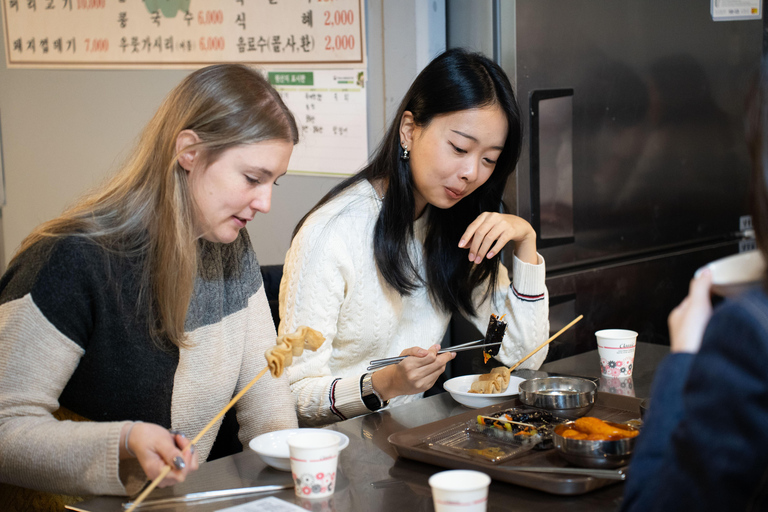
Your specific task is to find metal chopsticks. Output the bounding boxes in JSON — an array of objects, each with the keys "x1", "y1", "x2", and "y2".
[
  {"x1": 366, "y1": 339, "x2": 501, "y2": 371},
  {"x1": 499, "y1": 466, "x2": 627, "y2": 480},
  {"x1": 122, "y1": 484, "x2": 292, "y2": 509}
]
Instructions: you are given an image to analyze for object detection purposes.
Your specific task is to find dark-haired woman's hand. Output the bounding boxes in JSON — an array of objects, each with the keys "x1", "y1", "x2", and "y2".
[
  {"x1": 371, "y1": 344, "x2": 455, "y2": 400},
  {"x1": 459, "y1": 212, "x2": 538, "y2": 265},
  {"x1": 120, "y1": 422, "x2": 200, "y2": 487}
]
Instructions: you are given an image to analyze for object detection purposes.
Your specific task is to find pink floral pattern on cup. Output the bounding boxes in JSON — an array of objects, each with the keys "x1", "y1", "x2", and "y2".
[
  {"x1": 599, "y1": 357, "x2": 634, "y2": 377},
  {"x1": 293, "y1": 470, "x2": 336, "y2": 497},
  {"x1": 287, "y1": 432, "x2": 340, "y2": 499}
]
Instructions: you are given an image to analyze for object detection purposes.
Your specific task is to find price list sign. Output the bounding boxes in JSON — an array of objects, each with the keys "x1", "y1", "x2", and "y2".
[
  {"x1": 272, "y1": 69, "x2": 367, "y2": 177},
  {"x1": 2, "y1": 0, "x2": 365, "y2": 68}
]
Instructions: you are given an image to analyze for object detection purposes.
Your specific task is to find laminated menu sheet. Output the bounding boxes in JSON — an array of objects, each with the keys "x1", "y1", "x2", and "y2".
[
  {"x1": 273, "y1": 68, "x2": 368, "y2": 176},
  {"x1": 2, "y1": 0, "x2": 365, "y2": 68}
]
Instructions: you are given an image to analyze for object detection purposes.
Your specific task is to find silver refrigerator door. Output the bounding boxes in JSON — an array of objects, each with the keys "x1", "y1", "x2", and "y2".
[{"x1": 447, "y1": 0, "x2": 762, "y2": 356}]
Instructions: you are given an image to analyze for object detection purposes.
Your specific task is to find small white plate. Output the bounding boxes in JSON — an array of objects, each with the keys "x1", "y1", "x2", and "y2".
[
  {"x1": 443, "y1": 374, "x2": 526, "y2": 409},
  {"x1": 695, "y1": 250, "x2": 765, "y2": 297},
  {"x1": 249, "y1": 428, "x2": 349, "y2": 471}
]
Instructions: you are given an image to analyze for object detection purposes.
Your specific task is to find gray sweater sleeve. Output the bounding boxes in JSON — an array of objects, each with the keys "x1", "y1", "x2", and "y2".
[{"x1": 0, "y1": 295, "x2": 138, "y2": 496}]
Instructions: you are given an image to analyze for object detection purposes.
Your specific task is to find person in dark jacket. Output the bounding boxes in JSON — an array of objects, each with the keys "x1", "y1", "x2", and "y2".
[{"x1": 620, "y1": 60, "x2": 768, "y2": 512}]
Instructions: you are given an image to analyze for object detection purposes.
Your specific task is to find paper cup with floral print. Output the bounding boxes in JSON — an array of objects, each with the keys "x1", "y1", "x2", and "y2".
[
  {"x1": 288, "y1": 432, "x2": 340, "y2": 499},
  {"x1": 429, "y1": 469, "x2": 491, "y2": 512},
  {"x1": 595, "y1": 329, "x2": 637, "y2": 377}
]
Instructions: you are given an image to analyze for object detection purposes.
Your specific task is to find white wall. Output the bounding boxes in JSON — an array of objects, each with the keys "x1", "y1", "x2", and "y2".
[{"x1": 0, "y1": 1, "x2": 445, "y2": 268}]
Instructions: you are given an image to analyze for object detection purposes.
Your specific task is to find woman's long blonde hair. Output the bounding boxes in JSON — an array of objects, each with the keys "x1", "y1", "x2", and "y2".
[{"x1": 10, "y1": 64, "x2": 298, "y2": 348}]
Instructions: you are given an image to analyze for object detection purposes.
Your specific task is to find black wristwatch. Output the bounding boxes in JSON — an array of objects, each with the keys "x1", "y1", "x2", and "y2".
[{"x1": 360, "y1": 372, "x2": 389, "y2": 411}]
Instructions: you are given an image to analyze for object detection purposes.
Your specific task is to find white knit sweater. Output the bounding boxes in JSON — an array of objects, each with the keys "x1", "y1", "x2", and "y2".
[{"x1": 279, "y1": 180, "x2": 549, "y2": 426}]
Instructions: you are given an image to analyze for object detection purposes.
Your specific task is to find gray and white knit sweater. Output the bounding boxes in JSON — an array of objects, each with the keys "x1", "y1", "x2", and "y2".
[{"x1": 0, "y1": 230, "x2": 297, "y2": 500}]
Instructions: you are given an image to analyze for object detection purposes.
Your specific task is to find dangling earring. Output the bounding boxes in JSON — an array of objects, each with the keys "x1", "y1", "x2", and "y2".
[{"x1": 401, "y1": 143, "x2": 410, "y2": 161}]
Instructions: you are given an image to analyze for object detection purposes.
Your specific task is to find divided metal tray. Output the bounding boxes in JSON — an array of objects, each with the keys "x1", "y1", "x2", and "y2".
[{"x1": 387, "y1": 392, "x2": 643, "y2": 495}]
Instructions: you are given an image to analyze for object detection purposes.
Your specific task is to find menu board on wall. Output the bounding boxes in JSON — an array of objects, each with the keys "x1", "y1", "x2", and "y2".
[
  {"x1": 2, "y1": 0, "x2": 364, "y2": 68},
  {"x1": 271, "y1": 69, "x2": 367, "y2": 177}
]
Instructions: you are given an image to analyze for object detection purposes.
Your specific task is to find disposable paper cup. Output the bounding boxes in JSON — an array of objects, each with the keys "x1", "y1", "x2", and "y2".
[
  {"x1": 288, "y1": 432, "x2": 340, "y2": 499},
  {"x1": 429, "y1": 469, "x2": 491, "y2": 512},
  {"x1": 596, "y1": 329, "x2": 637, "y2": 377}
]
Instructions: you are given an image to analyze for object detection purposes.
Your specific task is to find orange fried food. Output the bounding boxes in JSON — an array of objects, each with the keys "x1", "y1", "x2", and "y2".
[
  {"x1": 560, "y1": 428, "x2": 588, "y2": 440},
  {"x1": 572, "y1": 417, "x2": 638, "y2": 439}
]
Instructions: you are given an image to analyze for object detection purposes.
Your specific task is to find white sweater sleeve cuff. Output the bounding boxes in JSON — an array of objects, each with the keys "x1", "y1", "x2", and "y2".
[
  {"x1": 331, "y1": 375, "x2": 370, "y2": 420},
  {"x1": 510, "y1": 253, "x2": 546, "y2": 299}
]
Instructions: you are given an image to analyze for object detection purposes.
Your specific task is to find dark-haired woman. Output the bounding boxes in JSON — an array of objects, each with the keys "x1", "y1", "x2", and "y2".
[
  {"x1": 0, "y1": 64, "x2": 299, "y2": 509},
  {"x1": 279, "y1": 48, "x2": 549, "y2": 426}
]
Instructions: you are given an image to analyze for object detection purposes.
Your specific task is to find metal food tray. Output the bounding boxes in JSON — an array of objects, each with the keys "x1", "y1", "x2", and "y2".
[{"x1": 388, "y1": 392, "x2": 643, "y2": 495}]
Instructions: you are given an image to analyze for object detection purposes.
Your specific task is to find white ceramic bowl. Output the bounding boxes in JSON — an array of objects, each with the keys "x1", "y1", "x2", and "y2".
[
  {"x1": 248, "y1": 428, "x2": 350, "y2": 471},
  {"x1": 443, "y1": 374, "x2": 526, "y2": 408}
]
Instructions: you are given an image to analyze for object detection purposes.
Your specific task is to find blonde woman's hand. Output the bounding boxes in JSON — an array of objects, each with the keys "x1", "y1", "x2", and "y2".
[
  {"x1": 668, "y1": 268, "x2": 713, "y2": 354},
  {"x1": 371, "y1": 344, "x2": 455, "y2": 401},
  {"x1": 459, "y1": 212, "x2": 538, "y2": 265},
  {"x1": 121, "y1": 422, "x2": 200, "y2": 487}
]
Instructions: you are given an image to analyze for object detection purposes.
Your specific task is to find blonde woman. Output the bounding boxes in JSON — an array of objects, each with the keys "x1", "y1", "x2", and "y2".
[{"x1": 0, "y1": 64, "x2": 299, "y2": 509}]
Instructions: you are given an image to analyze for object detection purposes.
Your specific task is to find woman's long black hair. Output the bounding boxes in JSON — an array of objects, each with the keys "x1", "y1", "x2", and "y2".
[
  {"x1": 294, "y1": 48, "x2": 523, "y2": 316},
  {"x1": 746, "y1": 56, "x2": 768, "y2": 291}
]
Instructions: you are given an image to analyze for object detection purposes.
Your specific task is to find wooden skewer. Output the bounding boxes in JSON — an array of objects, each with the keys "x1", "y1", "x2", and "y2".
[
  {"x1": 125, "y1": 366, "x2": 270, "y2": 512},
  {"x1": 479, "y1": 415, "x2": 537, "y2": 429},
  {"x1": 508, "y1": 314, "x2": 584, "y2": 372}
]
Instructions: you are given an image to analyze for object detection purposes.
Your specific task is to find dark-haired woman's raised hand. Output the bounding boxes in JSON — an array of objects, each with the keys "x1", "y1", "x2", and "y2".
[
  {"x1": 459, "y1": 212, "x2": 538, "y2": 265},
  {"x1": 121, "y1": 422, "x2": 199, "y2": 487},
  {"x1": 371, "y1": 344, "x2": 455, "y2": 400}
]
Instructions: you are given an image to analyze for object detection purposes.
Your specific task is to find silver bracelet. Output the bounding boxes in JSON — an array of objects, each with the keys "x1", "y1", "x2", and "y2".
[{"x1": 124, "y1": 421, "x2": 142, "y2": 457}]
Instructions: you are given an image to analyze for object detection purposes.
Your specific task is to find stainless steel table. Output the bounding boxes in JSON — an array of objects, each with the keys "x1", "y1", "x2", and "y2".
[{"x1": 69, "y1": 342, "x2": 669, "y2": 512}]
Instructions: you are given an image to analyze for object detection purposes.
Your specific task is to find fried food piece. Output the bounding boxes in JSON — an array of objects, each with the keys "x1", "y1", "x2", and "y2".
[
  {"x1": 472, "y1": 370, "x2": 508, "y2": 393},
  {"x1": 265, "y1": 342, "x2": 292, "y2": 378},
  {"x1": 560, "y1": 428, "x2": 588, "y2": 440},
  {"x1": 572, "y1": 417, "x2": 639, "y2": 439},
  {"x1": 278, "y1": 325, "x2": 325, "y2": 354},
  {"x1": 469, "y1": 379, "x2": 501, "y2": 394},
  {"x1": 265, "y1": 326, "x2": 326, "y2": 378},
  {"x1": 490, "y1": 366, "x2": 511, "y2": 388}
]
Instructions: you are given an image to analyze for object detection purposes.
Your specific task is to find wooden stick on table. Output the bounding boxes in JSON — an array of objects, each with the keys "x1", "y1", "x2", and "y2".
[
  {"x1": 125, "y1": 366, "x2": 270, "y2": 512},
  {"x1": 508, "y1": 314, "x2": 584, "y2": 372}
]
